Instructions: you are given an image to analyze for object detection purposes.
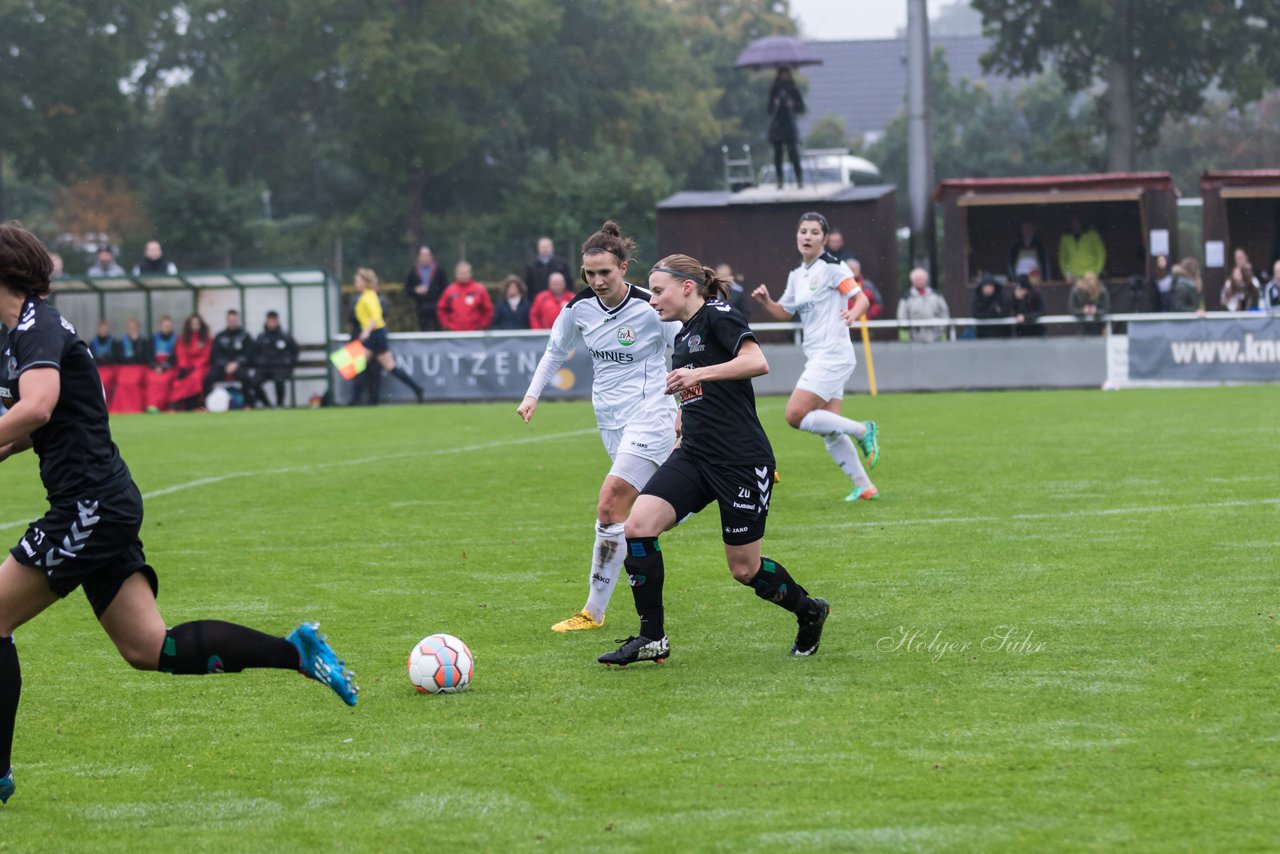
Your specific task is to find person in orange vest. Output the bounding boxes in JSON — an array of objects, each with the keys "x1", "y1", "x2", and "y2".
[
  {"x1": 437, "y1": 261, "x2": 494, "y2": 331},
  {"x1": 529, "y1": 272, "x2": 573, "y2": 330}
]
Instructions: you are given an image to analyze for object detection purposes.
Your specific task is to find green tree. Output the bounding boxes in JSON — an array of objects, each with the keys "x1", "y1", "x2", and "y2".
[
  {"x1": 871, "y1": 51, "x2": 1101, "y2": 223},
  {"x1": 0, "y1": 0, "x2": 175, "y2": 218},
  {"x1": 806, "y1": 114, "x2": 852, "y2": 150},
  {"x1": 971, "y1": 0, "x2": 1280, "y2": 172}
]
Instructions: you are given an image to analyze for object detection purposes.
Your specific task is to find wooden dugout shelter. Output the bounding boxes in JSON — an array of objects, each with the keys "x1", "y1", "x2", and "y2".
[
  {"x1": 934, "y1": 172, "x2": 1180, "y2": 315},
  {"x1": 655, "y1": 184, "x2": 898, "y2": 313},
  {"x1": 1200, "y1": 170, "x2": 1280, "y2": 309}
]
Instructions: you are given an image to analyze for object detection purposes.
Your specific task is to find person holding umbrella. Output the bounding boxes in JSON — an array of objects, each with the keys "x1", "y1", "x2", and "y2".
[
  {"x1": 735, "y1": 36, "x2": 822, "y2": 192},
  {"x1": 767, "y1": 68, "x2": 806, "y2": 189}
]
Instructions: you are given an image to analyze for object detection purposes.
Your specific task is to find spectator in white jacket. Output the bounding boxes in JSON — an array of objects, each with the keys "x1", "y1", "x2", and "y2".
[{"x1": 898, "y1": 267, "x2": 951, "y2": 342}]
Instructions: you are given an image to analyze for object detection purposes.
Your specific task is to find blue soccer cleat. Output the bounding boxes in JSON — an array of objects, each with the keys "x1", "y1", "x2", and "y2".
[
  {"x1": 0, "y1": 768, "x2": 14, "y2": 804},
  {"x1": 287, "y1": 622, "x2": 359, "y2": 707}
]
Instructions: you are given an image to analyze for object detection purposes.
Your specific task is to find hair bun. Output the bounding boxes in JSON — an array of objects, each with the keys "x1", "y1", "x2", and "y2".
[{"x1": 600, "y1": 220, "x2": 621, "y2": 238}]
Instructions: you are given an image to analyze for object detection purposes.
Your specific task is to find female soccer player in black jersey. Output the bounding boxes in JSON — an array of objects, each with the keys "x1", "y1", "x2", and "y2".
[
  {"x1": 597, "y1": 253, "x2": 830, "y2": 667},
  {"x1": 0, "y1": 222, "x2": 357, "y2": 806}
]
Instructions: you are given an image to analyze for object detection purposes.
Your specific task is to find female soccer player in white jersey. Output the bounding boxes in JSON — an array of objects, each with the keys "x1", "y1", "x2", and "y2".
[
  {"x1": 597, "y1": 254, "x2": 829, "y2": 667},
  {"x1": 751, "y1": 211, "x2": 881, "y2": 502},
  {"x1": 0, "y1": 222, "x2": 356, "y2": 806},
  {"x1": 518, "y1": 222, "x2": 680, "y2": 632}
]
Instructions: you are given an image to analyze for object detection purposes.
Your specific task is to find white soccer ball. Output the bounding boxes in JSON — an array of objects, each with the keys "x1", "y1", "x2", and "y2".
[{"x1": 408, "y1": 634, "x2": 474, "y2": 694}]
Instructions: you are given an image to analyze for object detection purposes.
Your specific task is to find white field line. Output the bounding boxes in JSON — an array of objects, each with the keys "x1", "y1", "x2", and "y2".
[
  {"x1": 811, "y1": 497, "x2": 1280, "y2": 531},
  {"x1": 0, "y1": 428, "x2": 597, "y2": 531}
]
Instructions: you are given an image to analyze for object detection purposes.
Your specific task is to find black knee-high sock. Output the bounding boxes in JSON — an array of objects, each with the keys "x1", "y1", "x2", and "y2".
[
  {"x1": 366, "y1": 364, "x2": 383, "y2": 405},
  {"x1": 0, "y1": 637, "x2": 20, "y2": 775},
  {"x1": 744, "y1": 557, "x2": 817, "y2": 619},
  {"x1": 158, "y1": 621, "x2": 300, "y2": 675},
  {"x1": 389, "y1": 366, "x2": 422, "y2": 395},
  {"x1": 624, "y1": 537, "x2": 665, "y2": 639}
]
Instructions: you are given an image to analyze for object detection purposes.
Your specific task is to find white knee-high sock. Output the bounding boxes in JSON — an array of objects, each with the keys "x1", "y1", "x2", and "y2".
[
  {"x1": 824, "y1": 434, "x2": 872, "y2": 489},
  {"x1": 584, "y1": 520, "x2": 626, "y2": 622},
  {"x1": 799, "y1": 409, "x2": 867, "y2": 440}
]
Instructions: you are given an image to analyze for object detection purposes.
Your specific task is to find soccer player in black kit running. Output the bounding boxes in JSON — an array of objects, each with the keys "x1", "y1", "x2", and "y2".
[
  {"x1": 598, "y1": 253, "x2": 830, "y2": 666},
  {"x1": 0, "y1": 223, "x2": 357, "y2": 807}
]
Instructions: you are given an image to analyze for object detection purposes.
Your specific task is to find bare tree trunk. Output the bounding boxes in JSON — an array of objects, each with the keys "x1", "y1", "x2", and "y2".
[{"x1": 1106, "y1": 0, "x2": 1137, "y2": 172}]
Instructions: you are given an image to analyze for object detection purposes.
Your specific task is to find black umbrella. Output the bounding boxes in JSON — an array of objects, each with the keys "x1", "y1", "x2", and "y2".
[{"x1": 733, "y1": 35, "x2": 823, "y2": 70}]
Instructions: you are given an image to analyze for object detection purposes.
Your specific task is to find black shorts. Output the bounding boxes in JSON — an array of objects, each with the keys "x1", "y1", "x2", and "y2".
[
  {"x1": 365, "y1": 328, "x2": 390, "y2": 355},
  {"x1": 641, "y1": 448, "x2": 774, "y2": 546},
  {"x1": 9, "y1": 481, "x2": 158, "y2": 618}
]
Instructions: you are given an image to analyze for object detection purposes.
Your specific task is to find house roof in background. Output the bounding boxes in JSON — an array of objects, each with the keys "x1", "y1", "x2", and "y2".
[{"x1": 795, "y1": 36, "x2": 1023, "y2": 138}]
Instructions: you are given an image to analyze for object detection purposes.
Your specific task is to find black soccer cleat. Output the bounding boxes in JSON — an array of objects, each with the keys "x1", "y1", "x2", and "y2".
[
  {"x1": 598, "y1": 635, "x2": 670, "y2": 666},
  {"x1": 791, "y1": 598, "x2": 830, "y2": 657}
]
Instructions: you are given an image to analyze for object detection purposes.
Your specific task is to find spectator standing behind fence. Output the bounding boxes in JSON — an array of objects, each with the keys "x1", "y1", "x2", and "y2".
[
  {"x1": 438, "y1": 262, "x2": 494, "y2": 331},
  {"x1": 205, "y1": 309, "x2": 256, "y2": 407},
  {"x1": 86, "y1": 246, "x2": 125, "y2": 277},
  {"x1": 846, "y1": 259, "x2": 883, "y2": 319},
  {"x1": 132, "y1": 240, "x2": 177, "y2": 276},
  {"x1": 171, "y1": 314, "x2": 212, "y2": 410},
  {"x1": 767, "y1": 68, "x2": 805, "y2": 189},
  {"x1": 898, "y1": 268, "x2": 950, "y2": 342},
  {"x1": 492, "y1": 275, "x2": 531, "y2": 330},
  {"x1": 1008, "y1": 220, "x2": 1050, "y2": 281},
  {"x1": 716, "y1": 263, "x2": 751, "y2": 319},
  {"x1": 1058, "y1": 214, "x2": 1106, "y2": 282},
  {"x1": 404, "y1": 245, "x2": 448, "y2": 331},
  {"x1": 252, "y1": 311, "x2": 298, "y2": 408},
  {"x1": 1011, "y1": 275, "x2": 1045, "y2": 337},
  {"x1": 524, "y1": 237, "x2": 571, "y2": 301},
  {"x1": 1068, "y1": 271, "x2": 1111, "y2": 323},
  {"x1": 826, "y1": 230, "x2": 853, "y2": 262},
  {"x1": 49, "y1": 253, "x2": 65, "y2": 279},
  {"x1": 971, "y1": 275, "x2": 1011, "y2": 338},
  {"x1": 529, "y1": 271, "x2": 572, "y2": 330},
  {"x1": 112, "y1": 318, "x2": 150, "y2": 414},
  {"x1": 1220, "y1": 262, "x2": 1260, "y2": 311},
  {"x1": 145, "y1": 316, "x2": 177, "y2": 412}
]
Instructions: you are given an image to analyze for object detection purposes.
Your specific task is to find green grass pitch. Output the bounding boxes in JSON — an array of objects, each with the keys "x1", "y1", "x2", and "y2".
[{"x1": 0, "y1": 387, "x2": 1276, "y2": 851}]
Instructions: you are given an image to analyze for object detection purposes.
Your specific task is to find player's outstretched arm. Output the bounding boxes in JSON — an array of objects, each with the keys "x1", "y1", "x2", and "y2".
[
  {"x1": 751, "y1": 285, "x2": 793, "y2": 321},
  {"x1": 517, "y1": 395, "x2": 538, "y2": 423}
]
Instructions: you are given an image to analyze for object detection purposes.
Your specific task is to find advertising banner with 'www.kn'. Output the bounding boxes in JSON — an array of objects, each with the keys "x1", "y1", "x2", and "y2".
[{"x1": 1129, "y1": 316, "x2": 1280, "y2": 382}]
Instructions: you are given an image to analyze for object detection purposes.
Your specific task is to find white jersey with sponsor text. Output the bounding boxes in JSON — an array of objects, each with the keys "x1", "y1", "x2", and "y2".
[
  {"x1": 779, "y1": 251, "x2": 860, "y2": 367},
  {"x1": 533, "y1": 284, "x2": 679, "y2": 430}
]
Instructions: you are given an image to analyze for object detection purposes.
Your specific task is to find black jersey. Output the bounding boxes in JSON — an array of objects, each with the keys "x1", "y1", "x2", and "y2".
[
  {"x1": 671, "y1": 299, "x2": 774, "y2": 467},
  {"x1": 0, "y1": 297, "x2": 131, "y2": 502}
]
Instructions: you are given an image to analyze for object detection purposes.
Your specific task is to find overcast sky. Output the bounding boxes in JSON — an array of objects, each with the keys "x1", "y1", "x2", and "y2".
[{"x1": 791, "y1": 0, "x2": 953, "y2": 41}]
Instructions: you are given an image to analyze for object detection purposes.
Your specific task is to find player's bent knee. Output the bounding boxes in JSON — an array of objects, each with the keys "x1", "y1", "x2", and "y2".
[
  {"x1": 728, "y1": 562, "x2": 757, "y2": 583},
  {"x1": 116, "y1": 639, "x2": 161, "y2": 671}
]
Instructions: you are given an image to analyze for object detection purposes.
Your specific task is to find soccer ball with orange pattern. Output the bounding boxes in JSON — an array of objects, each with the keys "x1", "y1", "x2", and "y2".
[{"x1": 407, "y1": 634, "x2": 474, "y2": 694}]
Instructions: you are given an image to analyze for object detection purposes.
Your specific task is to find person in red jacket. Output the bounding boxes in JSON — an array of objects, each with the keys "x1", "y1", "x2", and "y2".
[
  {"x1": 170, "y1": 314, "x2": 212, "y2": 410},
  {"x1": 529, "y1": 272, "x2": 573, "y2": 330},
  {"x1": 437, "y1": 261, "x2": 494, "y2": 331}
]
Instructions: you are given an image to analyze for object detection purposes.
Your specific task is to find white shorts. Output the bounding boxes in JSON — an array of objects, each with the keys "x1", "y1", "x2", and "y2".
[
  {"x1": 795, "y1": 359, "x2": 856, "y2": 402},
  {"x1": 600, "y1": 416, "x2": 677, "y2": 492}
]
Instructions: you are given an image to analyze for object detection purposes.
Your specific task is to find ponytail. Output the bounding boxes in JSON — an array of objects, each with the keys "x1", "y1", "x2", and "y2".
[{"x1": 651, "y1": 254, "x2": 730, "y2": 301}]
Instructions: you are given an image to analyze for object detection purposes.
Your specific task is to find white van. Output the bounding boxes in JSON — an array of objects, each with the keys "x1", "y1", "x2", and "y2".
[{"x1": 758, "y1": 148, "x2": 882, "y2": 188}]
